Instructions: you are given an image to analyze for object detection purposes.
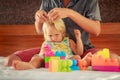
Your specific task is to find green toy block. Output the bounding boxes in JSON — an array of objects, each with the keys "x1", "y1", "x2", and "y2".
[{"x1": 45, "y1": 57, "x2": 50, "y2": 62}]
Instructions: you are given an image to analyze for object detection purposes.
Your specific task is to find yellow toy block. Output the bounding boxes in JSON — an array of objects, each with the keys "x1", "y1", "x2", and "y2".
[
  {"x1": 49, "y1": 59, "x2": 58, "y2": 72},
  {"x1": 97, "y1": 48, "x2": 110, "y2": 58},
  {"x1": 50, "y1": 56, "x2": 60, "y2": 60}
]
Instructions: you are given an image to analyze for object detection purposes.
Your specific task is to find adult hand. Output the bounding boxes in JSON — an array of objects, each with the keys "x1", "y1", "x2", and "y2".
[
  {"x1": 48, "y1": 8, "x2": 71, "y2": 21},
  {"x1": 35, "y1": 10, "x2": 48, "y2": 23}
]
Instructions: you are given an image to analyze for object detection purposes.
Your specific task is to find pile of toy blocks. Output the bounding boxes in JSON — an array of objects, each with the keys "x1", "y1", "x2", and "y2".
[
  {"x1": 91, "y1": 48, "x2": 120, "y2": 72},
  {"x1": 44, "y1": 44, "x2": 87, "y2": 72},
  {"x1": 49, "y1": 59, "x2": 80, "y2": 72}
]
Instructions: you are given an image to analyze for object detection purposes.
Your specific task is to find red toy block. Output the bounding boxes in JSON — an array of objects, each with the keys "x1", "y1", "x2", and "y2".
[
  {"x1": 45, "y1": 62, "x2": 49, "y2": 68},
  {"x1": 92, "y1": 66, "x2": 120, "y2": 72}
]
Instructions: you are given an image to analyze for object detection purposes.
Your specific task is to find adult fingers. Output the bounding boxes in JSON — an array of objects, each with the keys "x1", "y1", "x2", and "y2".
[
  {"x1": 35, "y1": 10, "x2": 48, "y2": 23},
  {"x1": 48, "y1": 9, "x2": 58, "y2": 19}
]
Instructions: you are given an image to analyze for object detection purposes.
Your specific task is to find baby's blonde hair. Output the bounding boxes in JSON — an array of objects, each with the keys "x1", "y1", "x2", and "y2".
[{"x1": 42, "y1": 19, "x2": 66, "y2": 40}]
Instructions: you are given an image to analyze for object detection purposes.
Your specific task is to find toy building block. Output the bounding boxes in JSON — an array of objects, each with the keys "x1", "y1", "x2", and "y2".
[
  {"x1": 49, "y1": 59, "x2": 82, "y2": 72},
  {"x1": 49, "y1": 59, "x2": 59, "y2": 72},
  {"x1": 44, "y1": 48, "x2": 55, "y2": 68},
  {"x1": 92, "y1": 54, "x2": 120, "y2": 72},
  {"x1": 55, "y1": 51, "x2": 66, "y2": 56},
  {"x1": 70, "y1": 59, "x2": 80, "y2": 70},
  {"x1": 92, "y1": 66, "x2": 120, "y2": 72},
  {"x1": 59, "y1": 60, "x2": 72, "y2": 72},
  {"x1": 49, "y1": 59, "x2": 73, "y2": 72},
  {"x1": 97, "y1": 48, "x2": 110, "y2": 58},
  {"x1": 45, "y1": 57, "x2": 50, "y2": 63},
  {"x1": 45, "y1": 44, "x2": 51, "y2": 51},
  {"x1": 45, "y1": 51, "x2": 66, "y2": 68},
  {"x1": 45, "y1": 63, "x2": 49, "y2": 68},
  {"x1": 92, "y1": 55, "x2": 119, "y2": 66},
  {"x1": 45, "y1": 49, "x2": 66, "y2": 68},
  {"x1": 78, "y1": 59, "x2": 87, "y2": 70},
  {"x1": 45, "y1": 50, "x2": 55, "y2": 57},
  {"x1": 55, "y1": 51, "x2": 66, "y2": 59},
  {"x1": 45, "y1": 56, "x2": 60, "y2": 68},
  {"x1": 45, "y1": 50, "x2": 55, "y2": 68},
  {"x1": 45, "y1": 56, "x2": 60, "y2": 63}
]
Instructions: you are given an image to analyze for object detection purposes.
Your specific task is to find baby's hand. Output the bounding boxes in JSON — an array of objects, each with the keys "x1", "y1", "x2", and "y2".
[{"x1": 74, "y1": 29, "x2": 81, "y2": 38}]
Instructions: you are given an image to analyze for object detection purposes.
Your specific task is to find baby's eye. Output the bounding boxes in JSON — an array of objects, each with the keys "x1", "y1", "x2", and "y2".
[
  {"x1": 55, "y1": 34, "x2": 59, "y2": 36},
  {"x1": 48, "y1": 35, "x2": 52, "y2": 37}
]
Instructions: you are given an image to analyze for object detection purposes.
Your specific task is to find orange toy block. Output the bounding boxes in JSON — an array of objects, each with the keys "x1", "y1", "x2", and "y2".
[
  {"x1": 49, "y1": 59, "x2": 58, "y2": 72},
  {"x1": 92, "y1": 55, "x2": 105, "y2": 66},
  {"x1": 78, "y1": 59, "x2": 87, "y2": 70},
  {"x1": 92, "y1": 55, "x2": 119, "y2": 66}
]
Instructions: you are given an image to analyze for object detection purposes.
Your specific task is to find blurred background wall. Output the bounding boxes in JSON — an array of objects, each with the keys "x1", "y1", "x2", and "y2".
[{"x1": 0, "y1": 0, "x2": 120, "y2": 24}]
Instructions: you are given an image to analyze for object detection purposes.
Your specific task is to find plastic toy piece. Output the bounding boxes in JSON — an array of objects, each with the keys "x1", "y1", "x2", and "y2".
[
  {"x1": 55, "y1": 51, "x2": 66, "y2": 57},
  {"x1": 70, "y1": 59, "x2": 80, "y2": 70},
  {"x1": 92, "y1": 54, "x2": 120, "y2": 72},
  {"x1": 49, "y1": 60, "x2": 59, "y2": 72},
  {"x1": 97, "y1": 48, "x2": 110, "y2": 58},
  {"x1": 49, "y1": 59, "x2": 82, "y2": 72},
  {"x1": 45, "y1": 50, "x2": 54, "y2": 56},
  {"x1": 49, "y1": 59, "x2": 73, "y2": 72},
  {"x1": 70, "y1": 66, "x2": 80, "y2": 70},
  {"x1": 45, "y1": 51, "x2": 66, "y2": 68},
  {"x1": 45, "y1": 57, "x2": 50, "y2": 62},
  {"x1": 60, "y1": 56, "x2": 66, "y2": 59},
  {"x1": 44, "y1": 44, "x2": 67, "y2": 68},
  {"x1": 45, "y1": 62, "x2": 49, "y2": 68},
  {"x1": 92, "y1": 55, "x2": 119, "y2": 66},
  {"x1": 45, "y1": 44, "x2": 51, "y2": 51},
  {"x1": 50, "y1": 56, "x2": 60, "y2": 60},
  {"x1": 92, "y1": 66, "x2": 120, "y2": 72},
  {"x1": 78, "y1": 59, "x2": 87, "y2": 70},
  {"x1": 45, "y1": 57, "x2": 60, "y2": 68}
]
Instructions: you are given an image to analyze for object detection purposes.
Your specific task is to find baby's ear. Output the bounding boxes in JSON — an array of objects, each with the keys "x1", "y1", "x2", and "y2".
[{"x1": 62, "y1": 32, "x2": 66, "y2": 37}]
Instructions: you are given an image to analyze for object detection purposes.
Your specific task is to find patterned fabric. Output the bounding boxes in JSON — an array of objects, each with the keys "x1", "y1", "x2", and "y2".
[{"x1": 45, "y1": 37, "x2": 73, "y2": 58}]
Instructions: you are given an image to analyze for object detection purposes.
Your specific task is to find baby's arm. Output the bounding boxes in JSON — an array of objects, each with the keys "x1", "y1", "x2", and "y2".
[
  {"x1": 38, "y1": 41, "x2": 47, "y2": 58},
  {"x1": 69, "y1": 29, "x2": 83, "y2": 56}
]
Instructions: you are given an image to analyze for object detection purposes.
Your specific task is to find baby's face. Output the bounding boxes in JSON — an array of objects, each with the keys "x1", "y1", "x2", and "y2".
[{"x1": 46, "y1": 27, "x2": 63, "y2": 42}]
